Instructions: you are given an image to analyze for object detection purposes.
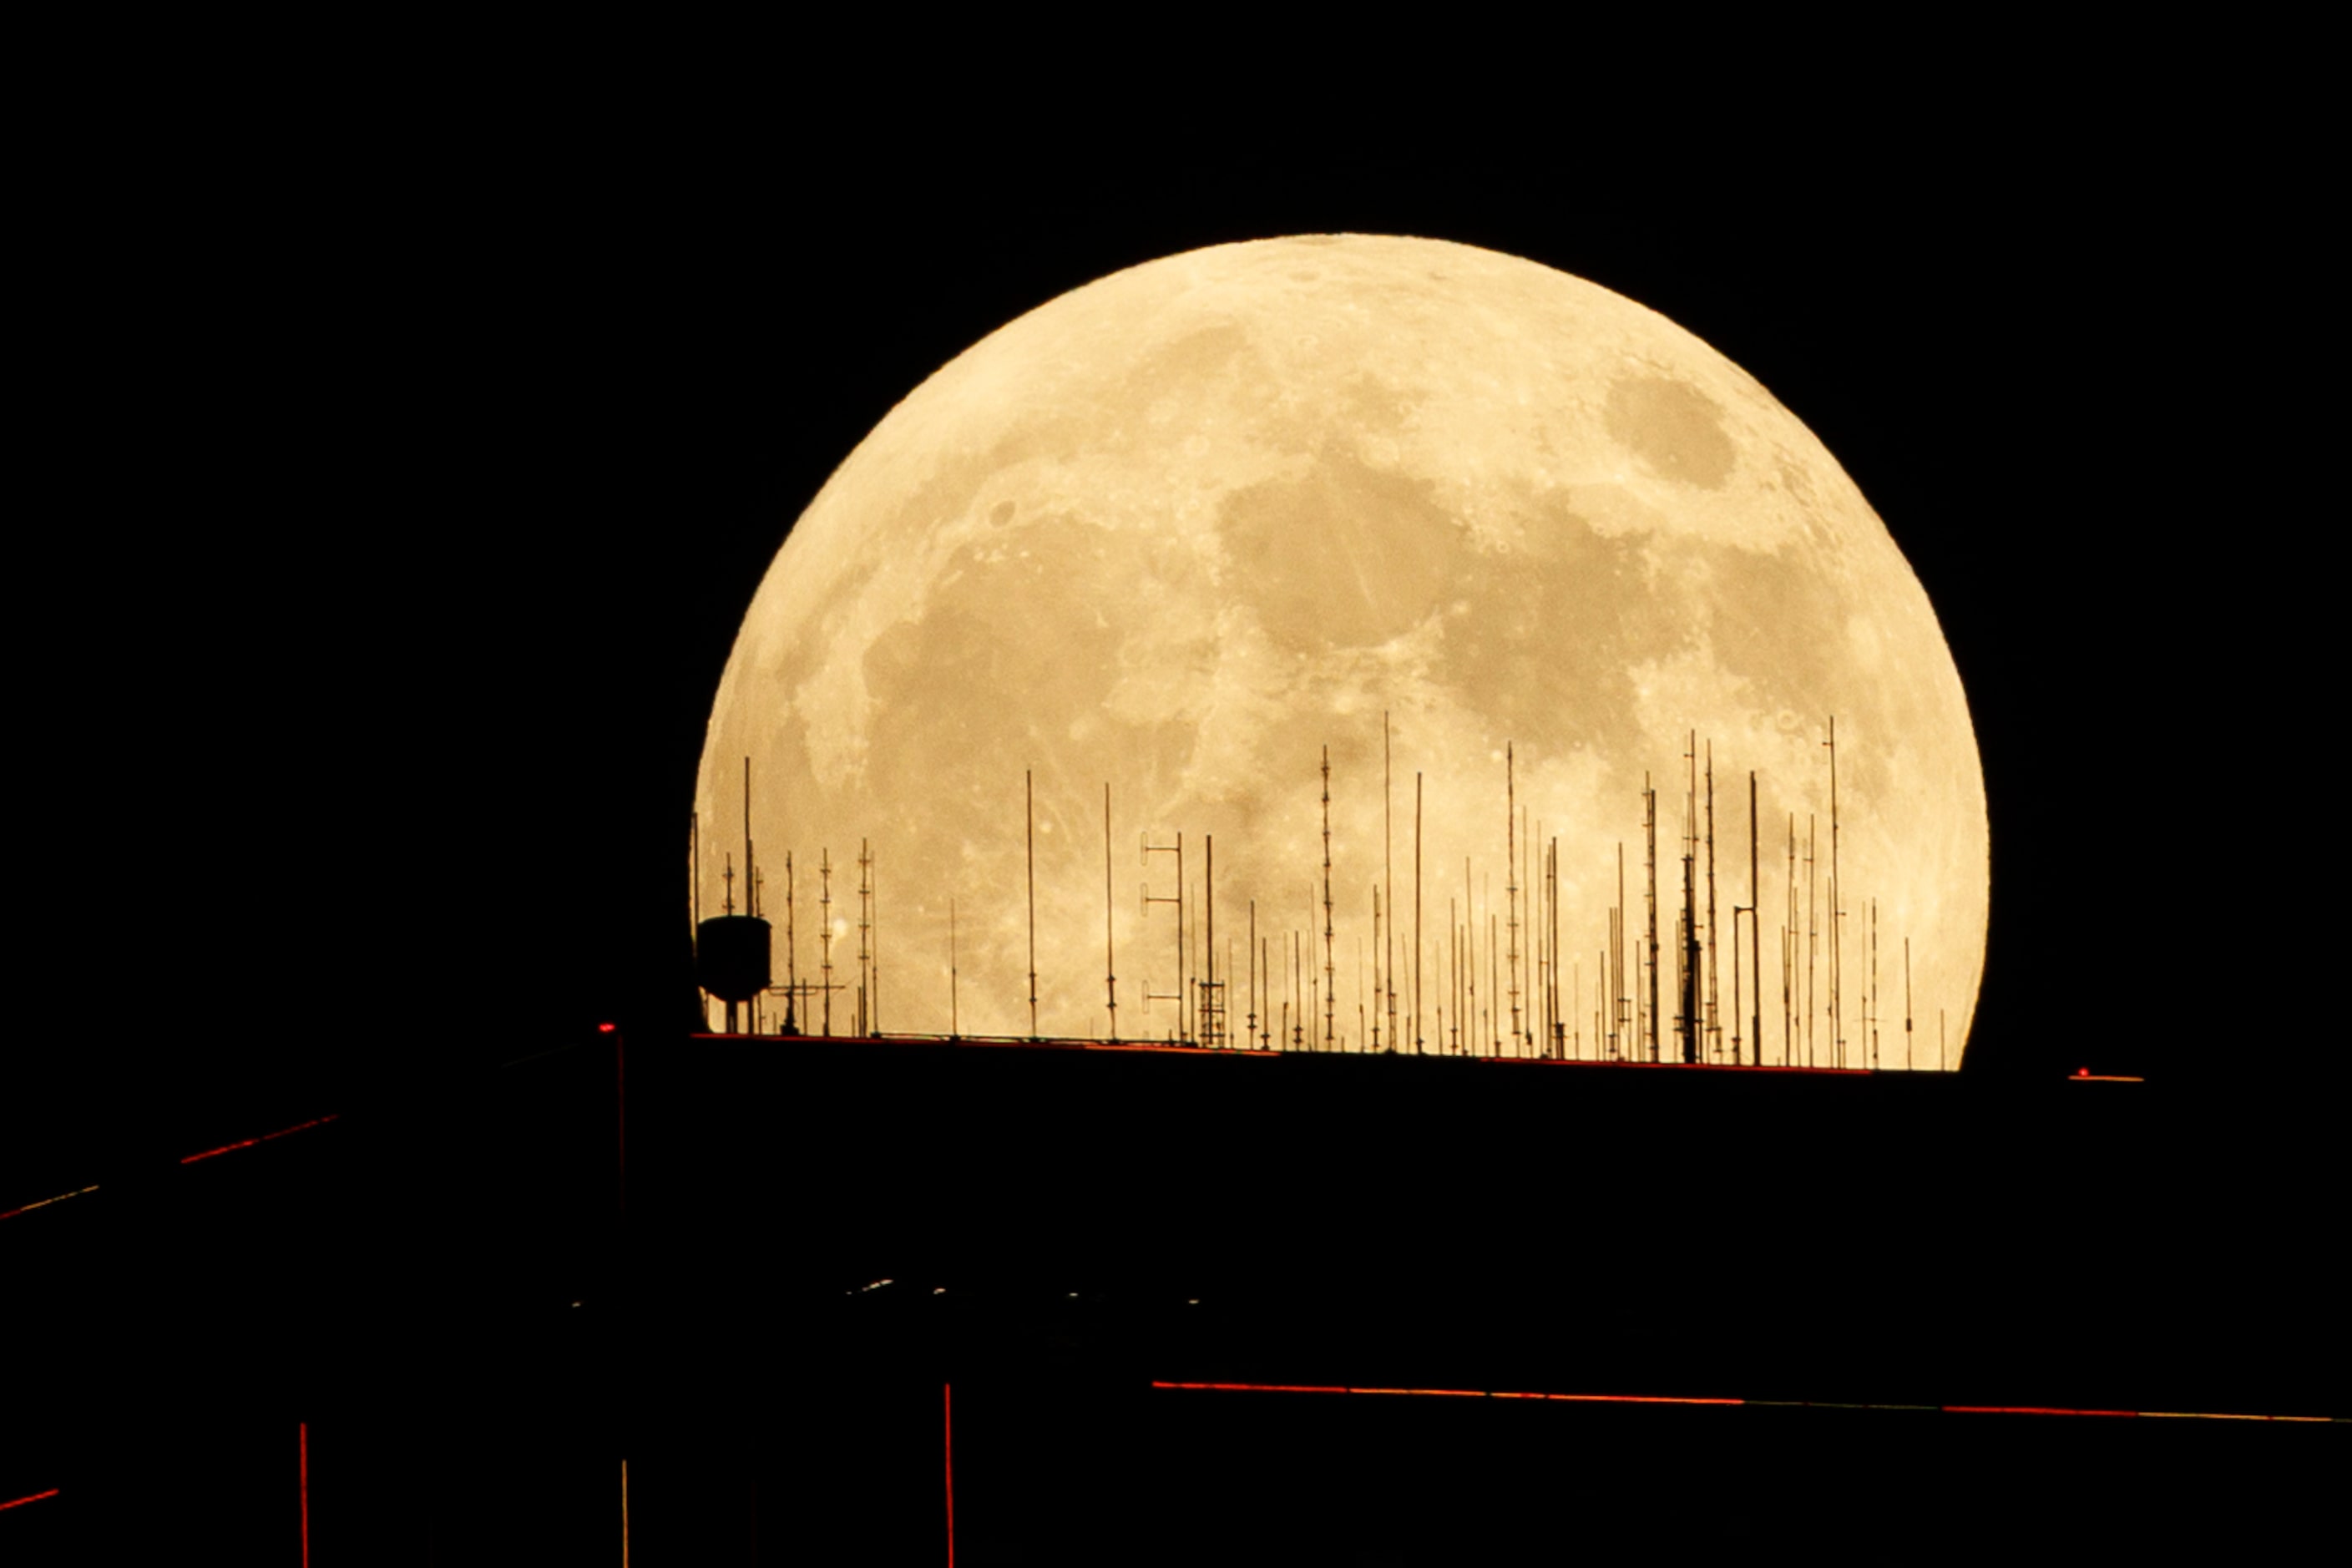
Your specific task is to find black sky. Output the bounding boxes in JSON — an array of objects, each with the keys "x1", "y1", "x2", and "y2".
[{"x1": 17, "y1": 115, "x2": 2319, "y2": 1185}]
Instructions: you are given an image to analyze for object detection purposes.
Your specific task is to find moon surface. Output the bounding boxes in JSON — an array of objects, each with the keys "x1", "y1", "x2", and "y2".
[{"x1": 696, "y1": 235, "x2": 1985, "y2": 1065}]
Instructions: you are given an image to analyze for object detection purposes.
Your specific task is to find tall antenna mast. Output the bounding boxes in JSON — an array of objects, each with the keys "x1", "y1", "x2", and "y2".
[
  {"x1": 949, "y1": 898, "x2": 959, "y2": 1039},
  {"x1": 1827, "y1": 716, "x2": 1843, "y2": 1067},
  {"x1": 1506, "y1": 743, "x2": 1521, "y2": 1054},
  {"x1": 857, "y1": 839, "x2": 873, "y2": 1038},
  {"x1": 1805, "y1": 815, "x2": 1817, "y2": 1068},
  {"x1": 1414, "y1": 771, "x2": 1424, "y2": 1054},
  {"x1": 820, "y1": 848, "x2": 834, "y2": 1038},
  {"x1": 1680, "y1": 736, "x2": 1698, "y2": 1065},
  {"x1": 1141, "y1": 832, "x2": 1182, "y2": 1039},
  {"x1": 1614, "y1": 842, "x2": 1626, "y2": 1060},
  {"x1": 1104, "y1": 783, "x2": 1117, "y2": 1043},
  {"x1": 1025, "y1": 771, "x2": 1037, "y2": 1039},
  {"x1": 1384, "y1": 713, "x2": 1398, "y2": 1060},
  {"x1": 1705, "y1": 740, "x2": 1719, "y2": 1063},
  {"x1": 690, "y1": 810, "x2": 703, "y2": 1027},
  {"x1": 1247, "y1": 899, "x2": 1258, "y2": 1049},
  {"x1": 1645, "y1": 775, "x2": 1660, "y2": 1064},
  {"x1": 783, "y1": 852, "x2": 797, "y2": 1034},
  {"x1": 1548, "y1": 837, "x2": 1562, "y2": 1058},
  {"x1": 1206, "y1": 833, "x2": 1220, "y2": 1049},
  {"x1": 1321, "y1": 747, "x2": 1335, "y2": 1053},
  {"x1": 1904, "y1": 935, "x2": 1913, "y2": 1070},
  {"x1": 1750, "y1": 771, "x2": 1761, "y2": 1068},
  {"x1": 1369, "y1": 886, "x2": 1382, "y2": 1051}
]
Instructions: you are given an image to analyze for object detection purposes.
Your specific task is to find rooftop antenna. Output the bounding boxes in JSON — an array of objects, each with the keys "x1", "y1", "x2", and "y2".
[
  {"x1": 1247, "y1": 899, "x2": 1258, "y2": 1048},
  {"x1": 1826, "y1": 716, "x2": 1843, "y2": 1067},
  {"x1": 1645, "y1": 774, "x2": 1660, "y2": 1064},
  {"x1": 1869, "y1": 897, "x2": 1879, "y2": 1070},
  {"x1": 1785, "y1": 812, "x2": 1797, "y2": 1067},
  {"x1": 1384, "y1": 713, "x2": 1398, "y2": 1060},
  {"x1": 1025, "y1": 770, "x2": 1038, "y2": 1039},
  {"x1": 1321, "y1": 748, "x2": 1335, "y2": 1053},
  {"x1": 857, "y1": 839, "x2": 873, "y2": 1038},
  {"x1": 783, "y1": 852, "x2": 797, "y2": 1034},
  {"x1": 690, "y1": 810, "x2": 703, "y2": 1024},
  {"x1": 1549, "y1": 836, "x2": 1562, "y2": 1059},
  {"x1": 1904, "y1": 934, "x2": 1913, "y2": 1070},
  {"x1": 1506, "y1": 743, "x2": 1521, "y2": 1055},
  {"x1": 1806, "y1": 814, "x2": 1818, "y2": 1068},
  {"x1": 1104, "y1": 784, "x2": 1118, "y2": 1044},
  {"x1": 1679, "y1": 736, "x2": 1699, "y2": 1065},
  {"x1": 1613, "y1": 842, "x2": 1626, "y2": 1060},
  {"x1": 949, "y1": 897, "x2": 959, "y2": 1039},
  {"x1": 1206, "y1": 833, "x2": 1220, "y2": 1048},
  {"x1": 1141, "y1": 831, "x2": 1183, "y2": 1039},
  {"x1": 1705, "y1": 740, "x2": 1720, "y2": 1062},
  {"x1": 1750, "y1": 771, "x2": 1761, "y2": 1067},
  {"x1": 820, "y1": 848, "x2": 834, "y2": 1037},
  {"x1": 1369, "y1": 885, "x2": 1382, "y2": 1051},
  {"x1": 1464, "y1": 857, "x2": 1477, "y2": 1055},
  {"x1": 1414, "y1": 771, "x2": 1424, "y2": 1054}
]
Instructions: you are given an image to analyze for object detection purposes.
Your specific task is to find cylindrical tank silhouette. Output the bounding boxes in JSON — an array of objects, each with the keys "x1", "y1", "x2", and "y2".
[{"x1": 697, "y1": 914, "x2": 772, "y2": 1003}]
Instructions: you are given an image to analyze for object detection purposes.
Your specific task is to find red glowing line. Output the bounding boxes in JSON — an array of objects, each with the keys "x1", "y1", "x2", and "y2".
[
  {"x1": 1150, "y1": 1384, "x2": 2337, "y2": 1422},
  {"x1": 0, "y1": 1184, "x2": 99, "y2": 1222},
  {"x1": 0, "y1": 1489, "x2": 59, "y2": 1512},
  {"x1": 300, "y1": 1423, "x2": 310, "y2": 1567},
  {"x1": 180, "y1": 1114, "x2": 341, "y2": 1165},
  {"x1": 1542, "y1": 1393, "x2": 1745, "y2": 1405},
  {"x1": 943, "y1": 1383, "x2": 955, "y2": 1568},
  {"x1": 1151, "y1": 1381, "x2": 1350, "y2": 1393},
  {"x1": 2068, "y1": 1074, "x2": 2145, "y2": 1083}
]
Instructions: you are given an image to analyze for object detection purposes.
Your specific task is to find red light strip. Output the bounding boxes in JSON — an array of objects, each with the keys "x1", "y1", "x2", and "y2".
[
  {"x1": 1150, "y1": 1383, "x2": 2340, "y2": 1422},
  {"x1": 0, "y1": 1183, "x2": 99, "y2": 1223},
  {"x1": 2069, "y1": 1074, "x2": 2145, "y2": 1083},
  {"x1": 0, "y1": 1489, "x2": 59, "y2": 1512},
  {"x1": 180, "y1": 1114, "x2": 341, "y2": 1165}
]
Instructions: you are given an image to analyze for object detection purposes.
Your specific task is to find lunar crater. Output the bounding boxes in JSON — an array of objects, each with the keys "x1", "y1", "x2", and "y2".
[{"x1": 700, "y1": 235, "x2": 1985, "y2": 1060}]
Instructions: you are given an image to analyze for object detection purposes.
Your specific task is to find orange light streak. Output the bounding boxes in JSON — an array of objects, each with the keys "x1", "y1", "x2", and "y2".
[
  {"x1": 0, "y1": 1184, "x2": 99, "y2": 1222},
  {"x1": 0, "y1": 1489, "x2": 60, "y2": 1512},
  {"x1": 1541, "y1": 1392, "x2": 1745, "y2": 1405},
  {"x1": 1151, "y1": 1383, "x2": 2339, "y2": 1422},
  {"x1": 180, "y1": 1114, "x2": 341, "y2": 1165}
]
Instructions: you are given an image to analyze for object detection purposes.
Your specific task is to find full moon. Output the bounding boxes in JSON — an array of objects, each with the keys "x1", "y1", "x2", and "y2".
[{"x1": 696, "y1": 235, "x2": 1985, "y2": 1067}]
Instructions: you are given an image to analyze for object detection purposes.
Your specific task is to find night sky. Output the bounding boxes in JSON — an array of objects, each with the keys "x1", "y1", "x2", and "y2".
[
  {"x1": 9, "y1": 94, "x2": 2336, "y2": 1558},
  {"x1": 17, "y1": 115, "x2": 2321, "y2": 1171}
]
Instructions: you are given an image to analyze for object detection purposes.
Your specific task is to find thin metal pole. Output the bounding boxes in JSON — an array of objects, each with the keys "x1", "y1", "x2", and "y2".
[
  {"x1": 1321, "y1": 749, "x2": 1334, "y2": 1052},
  {"x1": 1385, "y1": 713, "x2": 1397, "y2": 1059},
  {"x1": 1105, "y1": 784, "x2": 1117, "y2": 1043},
  {"x1": 1507, "y1": 743, "x2": 1521, "y2": 1053},
  {"x1": 950, "y1": 898, "x2": 959, "y2": 1038},
  {"x1": 1414, "y1": 771, "x2": 1424, "y2": 1054},
  {"x1": 1750, "y1": 771, "x2": 1761, "y2": 1068},
  {"x1": 1026, "y1": 771, "x2": 1037, "y2": 1039}
]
